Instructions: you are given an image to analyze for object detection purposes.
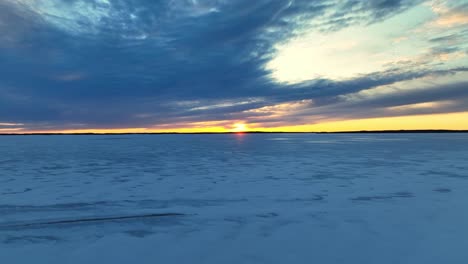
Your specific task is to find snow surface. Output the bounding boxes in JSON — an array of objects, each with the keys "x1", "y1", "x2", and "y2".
[{"x1": 1, "y1": 133, "x2": 468, "y2": 264}]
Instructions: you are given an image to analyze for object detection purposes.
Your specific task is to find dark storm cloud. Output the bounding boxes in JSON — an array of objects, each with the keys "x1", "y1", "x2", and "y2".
[{"x1": 0, "y1": 0, "x2": 465, "y2": 130}]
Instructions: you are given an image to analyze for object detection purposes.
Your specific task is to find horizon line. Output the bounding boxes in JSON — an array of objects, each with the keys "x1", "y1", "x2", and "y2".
[{"x1": 1, "y1": 129, "x2": 468, "y2": 136}]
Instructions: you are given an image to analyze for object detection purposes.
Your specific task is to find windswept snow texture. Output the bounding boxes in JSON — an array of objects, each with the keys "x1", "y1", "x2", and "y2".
[{"x1": 1, "y1": 134, "x2": 468, "y2": 264}]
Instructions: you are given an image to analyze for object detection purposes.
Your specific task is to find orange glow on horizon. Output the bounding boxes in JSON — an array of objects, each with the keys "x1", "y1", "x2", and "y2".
[
  {"x1": 231, "y1": 123, "x2": 248, "y2": 133},
  {"x1": 3, "y1": 111, "x2": 468, "y2": 134}
]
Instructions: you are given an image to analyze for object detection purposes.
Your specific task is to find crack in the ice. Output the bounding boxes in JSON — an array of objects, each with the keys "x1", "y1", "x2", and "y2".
[{"x1": 0, "y1": 213, "x2": 186, "y2": 229}]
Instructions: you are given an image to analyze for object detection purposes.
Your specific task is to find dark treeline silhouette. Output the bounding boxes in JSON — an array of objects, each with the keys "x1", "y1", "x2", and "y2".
[{"x1": 1, "y1": 130, "x2": 468, "y2": 136}]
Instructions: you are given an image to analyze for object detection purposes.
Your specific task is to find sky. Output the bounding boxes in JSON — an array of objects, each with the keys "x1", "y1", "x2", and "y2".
[{"x1": 1, "y1": 0, "x2": 467, "y2": 133}]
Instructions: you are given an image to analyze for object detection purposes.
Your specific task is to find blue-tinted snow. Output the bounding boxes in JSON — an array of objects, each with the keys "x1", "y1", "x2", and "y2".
[{"x1": 1, "y1": 134, "x2": 468, "y2": 263}]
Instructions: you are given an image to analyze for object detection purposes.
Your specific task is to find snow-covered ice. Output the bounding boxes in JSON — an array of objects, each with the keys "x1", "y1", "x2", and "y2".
[{"x1": 1, "y1": 133, "x2": 468, "y2": 263}]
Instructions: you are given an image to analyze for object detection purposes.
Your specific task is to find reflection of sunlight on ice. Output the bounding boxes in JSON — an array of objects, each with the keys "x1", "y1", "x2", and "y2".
[{"x1": 232, "y1": 132, "x2": 246, "y2": 142}]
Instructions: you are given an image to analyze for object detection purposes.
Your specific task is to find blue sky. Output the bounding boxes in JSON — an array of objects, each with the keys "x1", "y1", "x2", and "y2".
[{"x1": 0, "y1": 0, "x2": 467, "y2": 132}]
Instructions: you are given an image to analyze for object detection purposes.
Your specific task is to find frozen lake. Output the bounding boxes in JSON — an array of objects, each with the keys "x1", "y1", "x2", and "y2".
[{"x1": 1, "y1": 133, "x2": 468, "y2": 263}]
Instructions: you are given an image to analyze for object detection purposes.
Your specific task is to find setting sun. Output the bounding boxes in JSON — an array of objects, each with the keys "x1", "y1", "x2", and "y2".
[{"x1": 231, "y1": 123, "x2": 248, "y2": 132}]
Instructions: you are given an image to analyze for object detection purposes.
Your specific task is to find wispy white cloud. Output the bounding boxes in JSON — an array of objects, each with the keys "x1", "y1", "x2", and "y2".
[
  {"x1": 0, "y1": 122, "x2": 24, "y2": 126},
  {"x1": 428, "y1": 0, "x2": 468, "y2": 27}
]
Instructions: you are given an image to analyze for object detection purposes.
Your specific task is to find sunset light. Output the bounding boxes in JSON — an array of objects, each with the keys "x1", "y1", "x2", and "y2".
[
  {"x1": 231, "y1": 123, "x2": 248, "y2": 133},
  {"x1": 2, "y1": 1, "x2": 468, "y2": 263}
]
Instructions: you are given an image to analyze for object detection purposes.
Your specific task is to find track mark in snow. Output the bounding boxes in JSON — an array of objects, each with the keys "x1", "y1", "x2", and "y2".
[
  {"x1": 433, "y1": 188, "x2": 451, "y2": 193},
  {"x1": 351, "y1": 191, "x2": 414, "y2": 201}
]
